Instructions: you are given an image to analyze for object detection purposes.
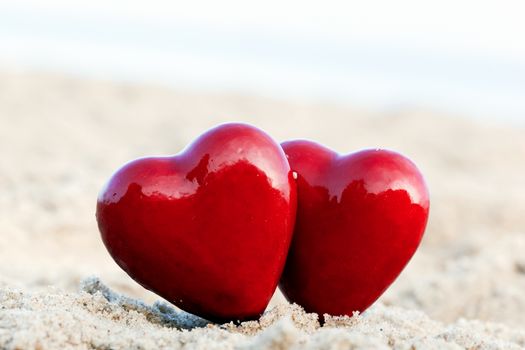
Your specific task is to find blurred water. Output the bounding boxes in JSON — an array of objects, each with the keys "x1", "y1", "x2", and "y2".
[{"x1": 0, "y1": 1, "x2": 524, "y2": 124}]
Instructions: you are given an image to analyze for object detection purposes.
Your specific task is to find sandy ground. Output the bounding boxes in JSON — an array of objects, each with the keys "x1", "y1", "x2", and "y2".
[{"x1": 1, "y1": 70, "x2": 525, "y2": 349}]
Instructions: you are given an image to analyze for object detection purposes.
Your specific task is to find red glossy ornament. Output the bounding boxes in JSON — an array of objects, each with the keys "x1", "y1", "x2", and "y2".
[
  {"x1": 279, "y1": 140, "x2": 429, "y2": 317},
  {"x1": 96, "y1": 123, "x2": 296, "y2": 323}
]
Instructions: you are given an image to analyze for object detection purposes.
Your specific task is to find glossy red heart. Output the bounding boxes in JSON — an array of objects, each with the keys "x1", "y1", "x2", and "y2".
[
  {"x1": 96, "y1": 123, "x2": 296, "y2": 322},
  {"x1": 279, "y1": 140, "x2": 429, "y2": 317}
]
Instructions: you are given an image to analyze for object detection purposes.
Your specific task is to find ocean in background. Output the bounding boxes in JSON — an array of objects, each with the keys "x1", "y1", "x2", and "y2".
[{"x1": 1, "y1": 1, "x2": 524, "y2": 124}]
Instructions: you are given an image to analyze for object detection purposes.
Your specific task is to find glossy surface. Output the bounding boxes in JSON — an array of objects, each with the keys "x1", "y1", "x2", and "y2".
[
  {"x1": 96, "y1": 123, "x2": 296, "y2": 322},
  {"x1": 279, "y1": 140, "x2": 429, "y2": 317}
]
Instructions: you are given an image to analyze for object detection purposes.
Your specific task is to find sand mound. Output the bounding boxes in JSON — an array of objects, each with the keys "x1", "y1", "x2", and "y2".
[{"x1": 1, "y1": 278, "x2": 524, "y2": 349}]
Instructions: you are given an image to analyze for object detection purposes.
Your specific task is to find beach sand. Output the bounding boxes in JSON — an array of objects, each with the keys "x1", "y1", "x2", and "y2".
[{"x1": 1, "y1": 70, "x2": 524, "y2": 349}]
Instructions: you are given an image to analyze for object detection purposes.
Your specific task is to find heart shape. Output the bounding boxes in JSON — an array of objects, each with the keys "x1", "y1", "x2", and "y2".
[
  {"x1": 279, "y1": 140, "x2": 429, "y2": 316},
  {"x1": 96, "y1": 123, "x2": 296, "y2": 322}
]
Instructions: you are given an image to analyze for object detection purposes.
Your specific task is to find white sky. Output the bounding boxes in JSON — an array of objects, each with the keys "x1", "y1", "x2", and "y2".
[
  {"x1": 7, "y1": 0, "x2": 525, "y2": 55},
  {"x1": 1, "y1": 0, "x2": 524, "y2": 121}
]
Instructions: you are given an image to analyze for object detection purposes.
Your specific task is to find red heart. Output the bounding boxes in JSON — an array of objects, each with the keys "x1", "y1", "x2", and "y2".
[
  {"x1": 279, "y1": 140, "x2": 429, "y2": 316},
  {"x1": 96, "y1": 124, "x2": 296, "y2": 322}
]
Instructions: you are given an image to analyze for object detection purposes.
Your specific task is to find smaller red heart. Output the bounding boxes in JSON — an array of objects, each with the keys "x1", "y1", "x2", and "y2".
[{"x1": 279, "y1": 140, "x2": 429, "y2": 316}]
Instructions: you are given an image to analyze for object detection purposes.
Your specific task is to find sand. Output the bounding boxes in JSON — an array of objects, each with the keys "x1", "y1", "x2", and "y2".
[
  {"x1": 0, "y1": 69, "x2": 525, "y2": 349},
  {"x1": 2, "y1": 277, "x2": 524, "y2": 349}
]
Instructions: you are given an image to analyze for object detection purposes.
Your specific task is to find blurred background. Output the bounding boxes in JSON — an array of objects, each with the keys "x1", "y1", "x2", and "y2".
[
  {"x1": 1, "y1": 0, "x2": 525, "y2": 328},
  {"x1": 1, "y1": 0, "x2": 525, "y2": 122}
]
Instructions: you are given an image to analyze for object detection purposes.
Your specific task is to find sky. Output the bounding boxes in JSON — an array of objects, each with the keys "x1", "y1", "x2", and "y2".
[{"x1": 0, "y1": 0, "x2": 524, "y2": 122}]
